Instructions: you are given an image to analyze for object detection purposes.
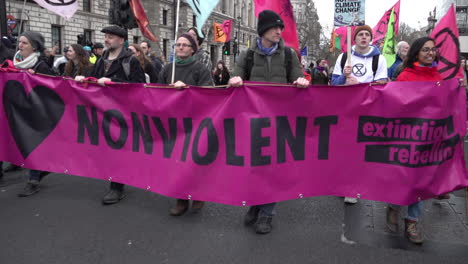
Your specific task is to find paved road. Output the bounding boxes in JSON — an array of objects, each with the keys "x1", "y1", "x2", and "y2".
[{"x1": 0, "y1": 168, "x2": 467, "y2": 264}]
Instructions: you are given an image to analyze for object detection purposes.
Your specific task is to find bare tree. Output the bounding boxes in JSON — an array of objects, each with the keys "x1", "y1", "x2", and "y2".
[{"x1": 397, "y1": 22, "x2": 427, "y2": 44}]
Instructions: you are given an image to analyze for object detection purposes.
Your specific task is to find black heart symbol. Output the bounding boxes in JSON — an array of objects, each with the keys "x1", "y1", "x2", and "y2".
[{"x1": 3, "y1": 80, "x2": 65, "y2": 158}]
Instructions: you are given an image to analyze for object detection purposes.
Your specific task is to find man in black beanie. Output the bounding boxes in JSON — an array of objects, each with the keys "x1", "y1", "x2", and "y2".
[
  {"x1": 75, "y1": 25, "x2": 145, "y2": 205},
  {"x1": 229, "y1": 10, "x2": 309, "y2": 235}
]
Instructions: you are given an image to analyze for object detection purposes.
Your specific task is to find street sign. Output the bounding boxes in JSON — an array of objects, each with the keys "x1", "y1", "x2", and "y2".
[{"x1": 7, "y1": 15, "x2": 16, "y2": 30}]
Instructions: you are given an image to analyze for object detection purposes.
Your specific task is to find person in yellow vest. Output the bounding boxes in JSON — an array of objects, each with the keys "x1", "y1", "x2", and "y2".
[{"x1": 89, "y1": 42, "x2": 104, "y2": 64}]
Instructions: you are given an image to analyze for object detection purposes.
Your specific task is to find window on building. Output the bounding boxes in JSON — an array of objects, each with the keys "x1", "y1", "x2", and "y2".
[
  {"x1": 83, "y1": 0, "x2": 92, "y2": 12},
  {"x1": 84, "y1": 29, "x2": 93, "y2": 46},
  {"x1": 193, "y1": 15, "x2": 197, "y2": 27},
  {"x1": 133, "y1": 36, "x2": 139, "y2": 44},
  {"x1": 163, "y1": 10, "x2": 168, "y2": 25},
  {"x1": 51, "y1": 25, "x2": 62, "y2": 54},
  {"x1": 163, "y1": 39, "x2": 169, "y2": 61}
]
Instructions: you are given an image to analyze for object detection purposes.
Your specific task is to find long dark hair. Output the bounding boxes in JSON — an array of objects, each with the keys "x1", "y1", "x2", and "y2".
[
  {"x1": 64, "y1": 44, "x2": 91, "y2": 77},
  {"x1": 402, "y1": 37, "x2": 438, "y2": 69},
  {"x1": 214, "y1": 60, "x2": 229, "y2": 75},
  {"x1": 130, "y1": 43, "x2": 152, "y2": 70}
]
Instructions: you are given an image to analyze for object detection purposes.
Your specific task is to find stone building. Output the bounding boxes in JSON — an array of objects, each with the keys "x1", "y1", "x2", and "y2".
[{"x1": 5, "y1": 0, "x2": 258, "y2": 69}]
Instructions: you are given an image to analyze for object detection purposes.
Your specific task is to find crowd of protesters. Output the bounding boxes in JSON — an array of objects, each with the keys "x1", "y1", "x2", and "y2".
[{"x1": 0, "y1": 9, "x2": 464, "y2": 245}]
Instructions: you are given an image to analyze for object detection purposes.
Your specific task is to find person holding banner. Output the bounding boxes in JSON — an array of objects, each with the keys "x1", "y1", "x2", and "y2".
[
  {"x1": 331, "y1": 25, "x2": 387, "y2": 86},
  {"x1": 331, "y1": 25, "x2": 388, "y2": 204},
  {"x1": 229, "y1": 10, "x2": 309, "y2": 234},
  {"x1": 312, "y1": 59, "x2": 329, "y2": 85},
  {"x1": 388, "y1": 37, "x2": 443, "y2": 244},
  {"x1": 13, "y1": 31, "x2": 56, "y2": 197},
  {"x1": 75, "y1": 25, "x2": 146, "y2": 204},
  {"x1": 63, "y1": 44, "x2": 94, "y2": 78},
  {"x1": 157, "y1": 33, "x2": 213, "y2": 216}
]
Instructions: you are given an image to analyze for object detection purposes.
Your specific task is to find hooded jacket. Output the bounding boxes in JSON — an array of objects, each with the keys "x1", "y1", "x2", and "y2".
[
  {"x1": 332, "y1": 45, "x2": 387, "y2": 85},
  {"x1": 396, "y1": 64, "x2": 442, "y2": 82},
  {"x1": 91, "y1": 48, "x2": 145, "y2": 83}
]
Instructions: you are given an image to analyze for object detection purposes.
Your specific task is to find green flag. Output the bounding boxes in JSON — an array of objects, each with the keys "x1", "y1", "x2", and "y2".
[
  {"x1": 382, "y1": 8, "x2": 397, "y2": 68},
  {"x1": 335, "y1": 36, "x2": 341, "y2": 51}
]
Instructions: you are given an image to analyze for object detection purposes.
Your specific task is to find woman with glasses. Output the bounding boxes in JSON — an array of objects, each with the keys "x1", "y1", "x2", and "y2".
[
  {"x1": 386, "y1": 37, "x2": 442, "y2": 245},
  {"x1": 63, "y1": 44, "x2": 94, "y2": 78},
  {"x1": 157, "y1": 33, "x2": 213, "y2": 216}
]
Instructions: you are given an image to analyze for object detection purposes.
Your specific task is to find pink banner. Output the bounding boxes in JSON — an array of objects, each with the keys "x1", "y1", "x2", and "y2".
[
  {"x1": 335, "y1": 26, "x2": 356, "y2": 53},
  {"x1": 254, "y1": 0, "x2": 299, "y2": 54},
  {"x1": 1, "y1": 72, "x2": 467, "y2": 206},
  {"x1": 372, "y1": 0, "x2": 400, "y2": 46},
  {"x1": 430, "y1": 4, "x2": 464, "y2": 80}
]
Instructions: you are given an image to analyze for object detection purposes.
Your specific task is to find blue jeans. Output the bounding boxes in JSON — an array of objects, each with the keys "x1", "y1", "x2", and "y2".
[
  {"x1": 390, "y1": 201, "x2": 423, "y2": 221},
  {"x1": 254, "y1": 202, "x2": 276, "y2": 217}
]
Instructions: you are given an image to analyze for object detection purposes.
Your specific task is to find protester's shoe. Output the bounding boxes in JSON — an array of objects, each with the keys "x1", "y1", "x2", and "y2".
[
  {"x1": 435, "y1": 193, "x2": 451, "y2": 200},
  {"x1": 405, "y1": 219, "x2": 424, "y2": 244},
  {"x1": 191, "y1": 200, "x2": 205, "y2": 213},
  {"x1": 170, "y1": 199, "x2": 189, "y2": 216},
  {"x1": 244, "y1": 206, "x2": 260, "y2": 226},
  {"x1": 386, "y1": 206, "x2": 399, "y2": 233},
  {"x1": 102, "y1": 188, "x2": 125, "y2": 205},
  {"x1": 18, "y1": 180, "x2": 40, "y2": 197},
  {"x1": 255, "y1": 216, "x2": 273, "y2": 234},
  {"x1": 3, "y1": 163, "x2": 20, "y2": 172},
  {"x1": 344, "y1": 197, "x2": 358, "y2": 204}
]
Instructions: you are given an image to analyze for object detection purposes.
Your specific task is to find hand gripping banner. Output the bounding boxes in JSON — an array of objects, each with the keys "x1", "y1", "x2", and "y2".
[{"x1": 0, "y1": 72, "x2": 467, "y2": 206}]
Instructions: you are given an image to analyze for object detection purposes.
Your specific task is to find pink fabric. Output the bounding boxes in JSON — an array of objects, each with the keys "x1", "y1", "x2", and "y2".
[
  {"x1": 254, "y1": 0, "x2": 299, "y2": 54},
  {"x1": 430, "y1": 4, "x2": 464, "y2": 80},
  {"x1": 373, "y1": 1, "x2": 400, "y2": 46},
  {"x1": 221, "y1": 20, "x2": 233, "y2": 42},
  {"x1": 335, "y1": 26, "x2": 356, "y2": 53},
  {"x1": 1, "y1": 72, "x2": 467, "y2": 206}
]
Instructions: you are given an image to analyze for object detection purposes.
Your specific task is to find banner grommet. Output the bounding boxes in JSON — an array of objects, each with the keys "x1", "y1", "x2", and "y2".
[
  {"x1": 188, "y1": 195, "x2": 192, "y2": 200},
  {"x1": 64, "y1": 169, "x2": 68, "y2": 173},
  {"x1": 357, "y1": 193, "x2": 361, "y2": 198},
  {"x1": 242, "y1": 201, "x2": 246, "y2": 206},
  {"x1": 299, "y1": 194, "x2": 303, "y2": 198},
  {"x1": 146, "y1": 186, "x2": 151, "y2": 190}
]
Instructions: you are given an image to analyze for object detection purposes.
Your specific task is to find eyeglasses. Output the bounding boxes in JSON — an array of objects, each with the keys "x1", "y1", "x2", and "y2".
[
  {"x1": 420, "y1": 47, "x2": 438, "y2": 53},
  {"x1": 174, "y1": 43, "x2": 192, "y2": 48}
]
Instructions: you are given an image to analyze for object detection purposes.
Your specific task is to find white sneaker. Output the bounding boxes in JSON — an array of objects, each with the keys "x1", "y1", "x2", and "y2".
[{"x1": 344, "y1": 197, "x2": 358, "y2": 204}]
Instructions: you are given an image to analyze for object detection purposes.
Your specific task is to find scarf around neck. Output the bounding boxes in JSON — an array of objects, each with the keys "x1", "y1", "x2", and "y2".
[
  {"x1": 257, "y1": 38, "x2": 278, "y2": 56},
  {"x1": 175, "y1": 56, "x2": 195, "y2": 64},
  {"x1": 14, "y1": 51, "x2": 40, "y2": 69}
]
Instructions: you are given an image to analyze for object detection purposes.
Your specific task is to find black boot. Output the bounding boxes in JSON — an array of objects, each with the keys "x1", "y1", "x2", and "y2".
[
  {"x1": 255, "y1": 216, "x2": 273, "y2": 234},
  {"x1": 244, "y1": 206, "x2": 260, "y2": 225},
  {"x1": 18, "y1": 180, "x2": 41, "y2": 197},
  {"x1": 102, "y1": 182, "x2": 125, "y2": 205}
]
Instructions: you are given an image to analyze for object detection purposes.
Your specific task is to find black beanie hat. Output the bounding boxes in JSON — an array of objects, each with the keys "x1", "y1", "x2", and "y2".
[
  {"x1": 257, "y1": 10, "x2": 284, "y2": 36},
  {"x1": 20, "y1": 31, "x2": 45, "y2": 52}
]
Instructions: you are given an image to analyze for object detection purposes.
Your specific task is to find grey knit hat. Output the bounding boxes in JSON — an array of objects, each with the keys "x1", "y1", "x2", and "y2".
[{"x1": 20, "y1": 31, "x2": 45, "y2": 52}]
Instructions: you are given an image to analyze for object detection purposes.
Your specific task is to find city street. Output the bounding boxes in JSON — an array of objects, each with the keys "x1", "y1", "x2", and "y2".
[{"x1": 0, "y1": 164, "x2": 467, "y2": 263}]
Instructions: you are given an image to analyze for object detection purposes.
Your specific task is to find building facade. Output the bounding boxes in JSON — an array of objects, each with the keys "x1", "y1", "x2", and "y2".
[{"x1": 5, "y1": 0, "x2": 258, "y2": 70}]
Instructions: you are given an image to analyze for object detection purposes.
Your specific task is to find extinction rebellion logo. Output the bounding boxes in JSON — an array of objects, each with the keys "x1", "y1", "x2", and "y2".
[{"x1": 358, "y1": 116, "x2": 460, "y2": 167}]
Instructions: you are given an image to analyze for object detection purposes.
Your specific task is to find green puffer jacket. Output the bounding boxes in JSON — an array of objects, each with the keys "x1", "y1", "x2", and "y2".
[{"x1": 233, "y1": 39, "x2": 303, "y2": 84}]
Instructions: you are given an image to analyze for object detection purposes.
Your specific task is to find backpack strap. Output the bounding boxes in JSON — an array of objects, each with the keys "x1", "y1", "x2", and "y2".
[
  {"x1": 340, "y1": 52, "x2": 348, "y2": 73},
  {"x1": 122, "y1": 56, "x2": 132, "y2": 81},
  {"x1": 244, "y1": 49, "x2": 255, "y2": 81},
  {"x1": 372, "y1": 54, "x2": 379, "y2": 78},
  {"x1": 284, "y1": 47, "x2": 292, "y2": 83}
]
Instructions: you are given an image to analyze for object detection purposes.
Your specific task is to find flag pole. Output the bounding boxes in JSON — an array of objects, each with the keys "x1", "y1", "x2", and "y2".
[
  {"x1": 16, "y1": 0, "x2": 27, "y2": 50},
  {"x1": 346, "y1": 26, "x2": 351, "y2": 66},
  {"x1": 171, "y1": 0, "x2": 181, "y2": 85}
]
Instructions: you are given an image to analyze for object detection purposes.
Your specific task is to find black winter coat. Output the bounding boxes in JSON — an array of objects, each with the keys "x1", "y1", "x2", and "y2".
[{"x1": 91, "y1": 48, "x2": 145, "y2": 83}]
